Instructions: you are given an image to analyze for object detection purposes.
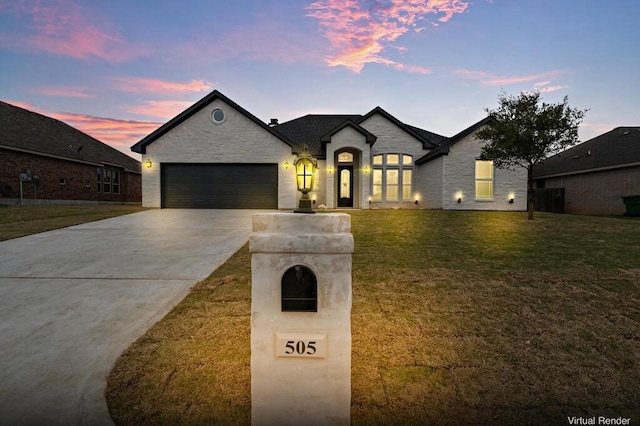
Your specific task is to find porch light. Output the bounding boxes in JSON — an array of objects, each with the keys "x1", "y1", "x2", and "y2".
[
  {"x1": 364, "y1": 165, "x2": 370, "y2": 174},
  {"x1": 294, "y1": 145, "x2": 317, "y2": 214},
  {"x1": 457, "y1": 198, "x2": 462, "y2": 204},
  {"x1": 145, "y1": 159, "x2": 152, "y2": 169},
  {"x1": 284, "y1": 160, "x2": 290, "y2": 170},
  {"x1": 328, "y1": 166, "x2": 334, "y2": 174},
  {"x1": 508, "y1": 193, "x2": 515, "y2": 204}
]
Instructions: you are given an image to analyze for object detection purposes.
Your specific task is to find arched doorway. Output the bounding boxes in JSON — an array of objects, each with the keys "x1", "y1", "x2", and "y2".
[{"x1": 336, "y1": 150, "x2": 357, "y2": 208}]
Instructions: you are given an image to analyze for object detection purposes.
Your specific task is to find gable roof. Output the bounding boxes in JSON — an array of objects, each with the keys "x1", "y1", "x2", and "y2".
[
  {"x1": 0, "y1": 100, "x2": 140, "y2": 172},
  {"x1": 360, "y1": 107, "x2": 442, "y2": 150},
  {"x1": 533, "y1": 126, "x2": 640, "y2": 178},
  {"x1": 272, "y1": 114, "x2": 381, "y2": 158},
  {"x1": 415, "y1": 117, "x2": 491, "y2": 165},
  {"x1": 273, "y1": 107, "x2": 446, "y2": 158},
  {"x1": 131, "y1": 90, "x2": 294, "y2": 154}
]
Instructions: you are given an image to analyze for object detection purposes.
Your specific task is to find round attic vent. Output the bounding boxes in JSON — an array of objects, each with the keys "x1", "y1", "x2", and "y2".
[{"x1": 211, "y1": 108, "x2": 226, "y2": 124}]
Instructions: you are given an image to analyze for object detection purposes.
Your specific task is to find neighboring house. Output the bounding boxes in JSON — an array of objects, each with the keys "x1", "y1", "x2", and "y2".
[
  {"x1": 0, "y1": 101, "x2": 141, "y2": 205},
  {"x1": 131, "y1": 90, "x2": 526, "y2": 210},
  {"x1": 533, "y1": 127, "x2": 640, "y2": 215}
]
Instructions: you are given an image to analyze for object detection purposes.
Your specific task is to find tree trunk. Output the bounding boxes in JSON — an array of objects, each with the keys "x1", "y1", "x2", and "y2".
[{"x1": 527, "y1": 164, "x2": 535, "y2": 220}]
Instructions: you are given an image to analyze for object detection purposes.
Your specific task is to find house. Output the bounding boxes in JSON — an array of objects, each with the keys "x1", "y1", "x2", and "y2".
[
  {"x1": 533, "y1": 127, "x2": 640, "y2": 215},
  {"x1": 0, "y1": 101, "x2": 141, "y2": 205},
  {"x1": 131, "y1": 90, "x2": 526, "y2": 210}
]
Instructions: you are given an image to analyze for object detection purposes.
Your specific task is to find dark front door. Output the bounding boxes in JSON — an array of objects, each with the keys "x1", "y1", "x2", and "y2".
[{"x1": 337, "y1": 165, "x2": 353, "y2": 208}]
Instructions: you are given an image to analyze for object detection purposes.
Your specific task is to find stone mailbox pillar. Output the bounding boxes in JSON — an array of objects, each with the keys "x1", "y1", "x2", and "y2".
[{"x1": 249, "y1": 212, "x2": 354, "y2": 425}]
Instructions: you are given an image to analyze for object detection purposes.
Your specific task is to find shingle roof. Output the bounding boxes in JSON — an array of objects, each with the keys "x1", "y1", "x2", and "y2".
[
  {"x1": 131, "y1": 90, "x2": 294, "y2": 154},
  {"x1": 272, "y1": 114, "x2": 365, "y2": 158},
  {"x1": 0, "y1": 101, "x2": 140, "y2": 172},
  {"x1": 273, "y1": 108, "x2": 446, "y2": 158},
  {"x1": 533, "y1": 127, "x2": 640, "y2": 178},
  {"x1": 415, "y1": 117, "x2": 491, "y2": 165}
]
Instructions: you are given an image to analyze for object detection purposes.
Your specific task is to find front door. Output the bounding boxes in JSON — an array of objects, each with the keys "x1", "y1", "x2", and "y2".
[{"x1": 337, "y1": 165, "x2": 353, "y2": 207}]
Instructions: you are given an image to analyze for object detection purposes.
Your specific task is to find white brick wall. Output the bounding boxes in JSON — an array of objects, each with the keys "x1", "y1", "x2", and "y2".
[
  {"x1": 417, "y1": 156, "x2": 443, "y2": 209},
  {"x1": 141, "y1": 98, "x2": 296, "y2": 208},
  {"x1": 441, "y1": 132, "x2": 527, "y2": 211}
]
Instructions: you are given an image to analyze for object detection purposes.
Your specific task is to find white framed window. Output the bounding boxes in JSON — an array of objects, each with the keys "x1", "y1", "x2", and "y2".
[
  {"x1": 475, "y1": 160, "x2": 494, "y2": 200},
  {"x1": 371, "y1": 153, "x2": 413, "y2": 201}
]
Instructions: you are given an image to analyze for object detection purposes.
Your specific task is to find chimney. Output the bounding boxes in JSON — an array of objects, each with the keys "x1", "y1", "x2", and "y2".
[{"x1": 269, "y1": 118, "x2": 279, "y2": 127}]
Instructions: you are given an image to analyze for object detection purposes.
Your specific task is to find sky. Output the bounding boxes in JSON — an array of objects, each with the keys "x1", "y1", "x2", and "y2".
[{"x1": 1, "y1": 0, "x2": 639, "y2": 160}]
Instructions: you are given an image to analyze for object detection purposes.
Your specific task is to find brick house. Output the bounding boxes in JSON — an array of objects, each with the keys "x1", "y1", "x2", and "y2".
[
  {"x1": 0, "y1": 101, "x2": 141, "y2": 205},
  {"x1": 132, "y1": 90, "x2": 526, "y2": 210},
  {"x1": 533, "y1": 127, "x2": 640, "y2": 215}
]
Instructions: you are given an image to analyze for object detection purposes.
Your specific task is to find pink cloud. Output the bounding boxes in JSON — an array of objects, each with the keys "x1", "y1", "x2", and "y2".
[
  {"x1": 127, "y1": 101, "x2": 194, "y2": 119},
  {"x1": 31, "y1": 86, "x2": 95, "y2": 98},
  {"x1": 0, "y1": 0, "x2": 144, "y2": 62},
  {"x1": 116, "y1": 78, "x2": 215, "y2": 94},
  {"x1": 307, "y1": 0, "x2": 468, "y2": 73},
  {"x1": 454, "y1": 69, "x2": 565, "y2": 86}
]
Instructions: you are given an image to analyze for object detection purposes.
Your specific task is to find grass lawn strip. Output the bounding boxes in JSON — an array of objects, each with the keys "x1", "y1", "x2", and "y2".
[
  {"x1": 106, "y1": 211, "x2": 640, "y2": 425},
  {"x1": 0, "y1": 204, "x2": 146, "y2": 241}
]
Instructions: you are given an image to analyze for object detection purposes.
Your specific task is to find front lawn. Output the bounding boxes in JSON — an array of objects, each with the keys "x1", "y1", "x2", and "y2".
[
  {"x1": 0, "y1": 204, "x2": 145, "y2": 241},
  {"x1": 106, "y1": 210, "x2": 640, "y2": 425}
]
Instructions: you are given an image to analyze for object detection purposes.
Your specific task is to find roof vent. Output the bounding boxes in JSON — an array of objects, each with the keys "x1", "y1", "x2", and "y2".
[{"x1": 269, "y1": 118, "x2": 279, "y2": 127}]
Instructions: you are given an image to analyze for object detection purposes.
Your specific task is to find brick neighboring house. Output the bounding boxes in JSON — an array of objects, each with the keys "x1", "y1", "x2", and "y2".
[
  {"x1": 1, "y1": 101, "x2": 141, "y2": 205},
  {"x1": 533, "y1": 127, "x2": 640, "y2": 215}
]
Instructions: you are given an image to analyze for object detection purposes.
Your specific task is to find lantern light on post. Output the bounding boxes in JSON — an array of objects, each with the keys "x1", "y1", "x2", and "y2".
[{"x1": 294, "y1": 145, "x2": 317, "y2": 214}]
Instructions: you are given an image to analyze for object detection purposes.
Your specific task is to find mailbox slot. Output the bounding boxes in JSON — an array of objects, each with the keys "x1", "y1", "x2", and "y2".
[{"x1": 281, "y1": 265, "x2": 317, "y2": 312}]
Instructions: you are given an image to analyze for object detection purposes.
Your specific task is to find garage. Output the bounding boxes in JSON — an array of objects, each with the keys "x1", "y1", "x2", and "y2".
[{"x1": 161, "y1": 163, "x2": 278, "y2": 209}]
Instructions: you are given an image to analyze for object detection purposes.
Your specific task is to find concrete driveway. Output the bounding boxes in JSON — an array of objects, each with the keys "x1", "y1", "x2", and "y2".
[{"x1": 0, "y1": 209, "x2": 263, "y2": 425}]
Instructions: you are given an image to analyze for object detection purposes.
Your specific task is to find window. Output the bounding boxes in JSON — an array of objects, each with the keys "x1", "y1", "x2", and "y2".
[
  {"x1": 112, "y1": 171, "x2": 120, "y2": 194},
  {"x1": 338, "y1": 152, "x2": 353, "y2": 163},
  {"x1": 103, "y1": 169, "x2": 111, "y2": 193},
  {"x1": 98, "y1": 167, "x2": 121, "y2": 194},
  {"x1": 475, "y1": 160, "x2": 494, "y2": 199},
  {"x1": 371, "y1": 153, "x2": 413, "y2": 201},
  {"x1": 372, "y1": 169, "x2": 382, "y2": 200}
]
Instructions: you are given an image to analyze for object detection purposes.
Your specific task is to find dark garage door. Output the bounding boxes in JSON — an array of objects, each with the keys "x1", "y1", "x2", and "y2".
[{"x1": 161, "y1": 163, "x2": 278, "y2": 209}]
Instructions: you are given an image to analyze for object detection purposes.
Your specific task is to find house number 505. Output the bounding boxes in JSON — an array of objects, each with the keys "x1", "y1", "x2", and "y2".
[
  {"x1": 285, "y1": 340, "x2": 316, "y2": 355},
  {"x1": 276, "y1": 333, "x2": 327, "y2": 358}
]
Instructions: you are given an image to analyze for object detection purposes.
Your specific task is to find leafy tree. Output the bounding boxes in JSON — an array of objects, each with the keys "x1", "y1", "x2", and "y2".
[{"x1": 475, "y1": 91, "x2": 587, "y2": 220}]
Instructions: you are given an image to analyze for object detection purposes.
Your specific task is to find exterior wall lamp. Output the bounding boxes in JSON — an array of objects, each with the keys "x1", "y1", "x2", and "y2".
[
  {"x1": 283, "y1": 160, "x2": 290, "y2": 170},
  {"x1": 363, "y1": 165, "x2": 370, "y2": 174},
  {"x1": 509, "y1": 198, "x2": 514, "y2": 204},
  {"x1": 145, "y1": 159, "x2": 152, "y2": 169},
  {"x1": 457, "y1": 197, "x2": 462, "y2": 204},
  {"x1": 327, "y1": 166, "x2": 334, "y2": 174},
  {"x1": 294, "y1": 145, "x2": 317, "y2": 214}
]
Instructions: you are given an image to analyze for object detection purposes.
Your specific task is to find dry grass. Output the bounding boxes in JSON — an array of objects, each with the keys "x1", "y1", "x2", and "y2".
[
  {"x1": 0, "y1": 204, "x2": 145, "y2": 241},
  {"x1": 106, "y1": 210, "x2": 640, "y2": 425}
]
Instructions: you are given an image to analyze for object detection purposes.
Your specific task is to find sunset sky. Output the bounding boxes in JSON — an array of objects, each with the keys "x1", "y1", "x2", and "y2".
[{"x1": 1, "y1": 0, "x2": 638, "y2": 160}]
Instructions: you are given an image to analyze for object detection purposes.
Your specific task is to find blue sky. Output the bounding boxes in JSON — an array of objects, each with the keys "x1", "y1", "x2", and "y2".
[{"x1": 1, "y1": 0, "x2": 638, "y2": 159}]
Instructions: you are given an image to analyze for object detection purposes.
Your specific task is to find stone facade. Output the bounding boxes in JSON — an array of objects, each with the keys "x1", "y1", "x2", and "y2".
[
  {"x1": 0, "y1": 148, "x2": 141, "y2": 204},
  {"x1": 134, "y1": 90, "x2": 527, "y2": 211},
  {"x1": 441, "y1": 133, "x2": 527, "y2": 211},
  {"x1": 141, "y1": 98, "x2": 297, "y2": 208}
]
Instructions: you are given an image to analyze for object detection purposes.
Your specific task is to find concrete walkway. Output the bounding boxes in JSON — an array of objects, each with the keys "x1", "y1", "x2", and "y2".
[{"x1": 0, "y1": 209, "x2": 263, "y2": 425}]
